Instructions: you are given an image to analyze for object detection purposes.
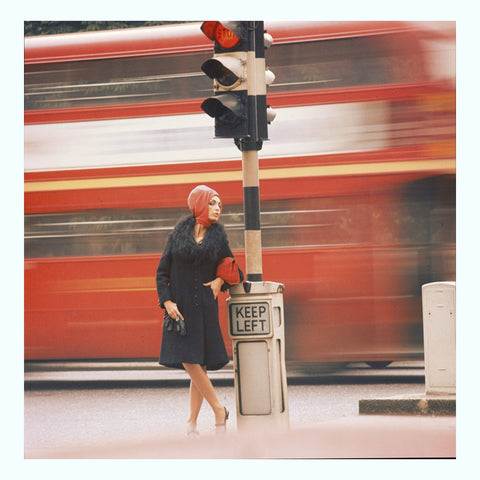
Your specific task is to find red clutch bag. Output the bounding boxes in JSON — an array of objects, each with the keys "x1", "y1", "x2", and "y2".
[{"x1": 216, "y1": 257, "x2": 240, "y2": 285}]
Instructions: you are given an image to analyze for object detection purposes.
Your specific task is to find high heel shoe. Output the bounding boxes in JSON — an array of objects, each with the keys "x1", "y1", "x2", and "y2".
[
  {"x1": 215, "y1": 406, "x2": 229, "y2": 434},
  {"x1": 186, "y1": 422, "x2": 200, "y2": 438}
]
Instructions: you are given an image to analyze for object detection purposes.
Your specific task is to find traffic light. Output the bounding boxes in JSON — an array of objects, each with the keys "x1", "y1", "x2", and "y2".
[
  {"x1": 200, "y1": 21, "x2": 276, "y2": 150},
  {"x1": 200, "y1": 21, "x2": 249, "y2": 139}
]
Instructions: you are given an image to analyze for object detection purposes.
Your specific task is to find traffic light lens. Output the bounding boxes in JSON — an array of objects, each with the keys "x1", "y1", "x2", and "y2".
[
  {"x1": 215, "y1": 24, "x2": 240, "y2": 49},
  {"x1": 217, "y1": 68, "x2": 238, "y2": 87},
  {"x1": 200, "y1": 21, "x2": 217, "y2": 41},
  {"x1": 201, "y1": 95, "x2": 245, "y2": 128},
  {"x1": 201, "y1": 59, "x2": 240, "y2": 87},
  {"x1": 201, "y1": 21, "x2": 240, "y2": 49},
  {"x1": 201, "y1": 98, "x2": 222, "y2": 118}
]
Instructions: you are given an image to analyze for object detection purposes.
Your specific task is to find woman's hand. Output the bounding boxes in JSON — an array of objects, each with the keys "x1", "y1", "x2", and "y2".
[
  {"x1": 164, "y1": 300, "x2": 184, "y2": 320},
  {"x1": 203, "y1": 277, "x2": 225, "y2": 300}
]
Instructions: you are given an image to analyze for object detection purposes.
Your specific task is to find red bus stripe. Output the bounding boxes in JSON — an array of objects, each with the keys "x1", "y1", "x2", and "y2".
[
  {"x1": 24, "y1": 83, "x2": 454, "y2": 125},
  {"x1": 25, "y1": 21, "x2": 423, "y2": 65}
]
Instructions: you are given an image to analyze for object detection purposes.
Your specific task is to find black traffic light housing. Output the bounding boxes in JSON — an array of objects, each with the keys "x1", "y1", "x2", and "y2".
[
  {"x1": 200, "y1": 21, "x2": 249, "y2": 139},
  {"x1": 200, "y1": 21, "x2": 275, "y2": 148}
]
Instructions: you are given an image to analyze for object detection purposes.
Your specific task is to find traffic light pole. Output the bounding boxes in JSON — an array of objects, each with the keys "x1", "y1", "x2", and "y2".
[
  {"x1": 231, "y1": 27, "x2": 289, "y2": 424},
  {"x1": 236, "y1": 21, "x2": 265, "y2": 282},
  {"x1": 200, "y1": 21, "x2": 271, "y2": 283},
  {"x1": 241, "y1": 149, "x2": 262, "y2": 282}
]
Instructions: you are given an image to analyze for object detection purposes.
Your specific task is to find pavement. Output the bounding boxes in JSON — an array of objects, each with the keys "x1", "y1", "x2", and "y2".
[
  {"x1": 23, "y1": 360, "x2": 455, "y2": 460},
  {"x1": 24, "y1": 360, "x2": 457, "y2": 460},
  {"x1": 26, "y1": 414, "x2": 455, "y2": 459}
]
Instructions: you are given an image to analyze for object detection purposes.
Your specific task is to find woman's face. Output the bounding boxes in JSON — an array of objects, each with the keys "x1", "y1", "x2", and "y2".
[{"x1": 208, "y1": 195, "x2": 222, "y2": 223}]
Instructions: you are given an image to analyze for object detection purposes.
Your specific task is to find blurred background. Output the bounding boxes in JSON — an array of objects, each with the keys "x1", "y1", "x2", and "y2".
[{"x1": 24, "y1": 21, "x2": 455, "y2": 371}]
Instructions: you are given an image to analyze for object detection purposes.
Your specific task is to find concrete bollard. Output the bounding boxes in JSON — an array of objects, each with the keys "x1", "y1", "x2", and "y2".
[
  {"x1": 227, "y1": 281, "x2": 289, "y2": 430},
  {"x1": 421, "y1": 282, "x2": 456, "y2": 395}
]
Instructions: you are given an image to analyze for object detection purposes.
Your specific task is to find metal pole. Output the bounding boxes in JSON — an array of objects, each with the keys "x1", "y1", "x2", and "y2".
[
  {"x1": 242, "y1": 149, "x2": 262, "y2": 281},
  {"x1": 241, "y1": 21, "x2": 263, "y2": 282}
]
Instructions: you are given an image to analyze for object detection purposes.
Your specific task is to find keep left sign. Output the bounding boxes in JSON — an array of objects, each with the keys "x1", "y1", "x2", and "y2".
[{"x1": 229, "y1": 301, "x2": 271, "y2": 336}]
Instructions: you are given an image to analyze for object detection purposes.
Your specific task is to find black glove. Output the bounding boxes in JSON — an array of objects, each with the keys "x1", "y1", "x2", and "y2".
[
  {"x1": 175, "y1": 315, "x2": 187, "y2": 336},
  {"x1": 163, "y1": 311, "x2": 186, "y2": 336},
  {"x1": 163, "y1": 311, "x2": 174, "y2": 332}
]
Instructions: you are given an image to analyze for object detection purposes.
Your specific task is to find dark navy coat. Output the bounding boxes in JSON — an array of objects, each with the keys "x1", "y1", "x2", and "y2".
[{"x1": 156, "y1": 215, "x2": 242, "y2": 370}]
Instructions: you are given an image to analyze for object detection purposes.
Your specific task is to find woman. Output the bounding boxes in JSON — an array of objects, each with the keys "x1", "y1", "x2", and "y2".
[{"x1": 156, "y1": 185, "x2": 243, "y2": 436}]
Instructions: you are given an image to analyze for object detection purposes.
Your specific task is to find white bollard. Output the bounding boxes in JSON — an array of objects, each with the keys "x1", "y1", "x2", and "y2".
[
  {"x1": 421, "y1": 282, "x2": 456, "y2": 395},
  {"x1": 227, "y1": 281, "x2": 289, "y2": 430}
]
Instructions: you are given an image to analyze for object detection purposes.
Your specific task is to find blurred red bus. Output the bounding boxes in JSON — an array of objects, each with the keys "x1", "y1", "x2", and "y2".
[{"x1": 24, "y1": 21, "x2": 455, "y2": 368}]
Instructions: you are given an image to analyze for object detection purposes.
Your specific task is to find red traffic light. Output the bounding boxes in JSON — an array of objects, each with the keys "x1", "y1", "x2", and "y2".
[{"x1": 201, "y1": 21, "x2": 240, "y2": 49}]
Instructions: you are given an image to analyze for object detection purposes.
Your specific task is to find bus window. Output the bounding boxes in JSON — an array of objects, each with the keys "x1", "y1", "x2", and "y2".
[
  {"x1": 267, "y1": 34, "x2": 426, "y2": 95},
  {"x1": 25, "y1": 32, "x2": 427, "y2": 112},
  {"x1": 24, "y1": 52, "x2": 212, "y2": 111},
  {"x1": 25, "y1": 199, "x2": 369, "y2": 258}
]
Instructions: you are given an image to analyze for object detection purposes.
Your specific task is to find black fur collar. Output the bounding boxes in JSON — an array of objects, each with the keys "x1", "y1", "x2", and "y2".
[{"x1": 170, "y1": 215, "x2": 227, "y2": 263}]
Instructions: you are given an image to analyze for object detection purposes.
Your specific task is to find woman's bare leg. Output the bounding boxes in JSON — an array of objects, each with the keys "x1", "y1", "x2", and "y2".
[
  {"x1": 186, "y1": 365, "x2": 206, "y2": 431},
  {"x1": 183, "y1": 363, "x2": 226, "y2": 424}
]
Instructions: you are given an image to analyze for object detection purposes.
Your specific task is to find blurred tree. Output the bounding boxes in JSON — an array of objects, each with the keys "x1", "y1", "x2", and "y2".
[{"x1": 24, "y1": 21, "x2": 189, "y2": 36}]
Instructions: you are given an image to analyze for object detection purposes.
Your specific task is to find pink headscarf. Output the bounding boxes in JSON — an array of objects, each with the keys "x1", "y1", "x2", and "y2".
[{"x1": 187, "y1": 185, "x2": 221, "y2": 228}]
